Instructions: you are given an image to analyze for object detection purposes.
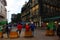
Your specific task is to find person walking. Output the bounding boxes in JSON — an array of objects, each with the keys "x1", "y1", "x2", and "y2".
[
  {"x1": 5, "y1": 24, "x2": 10, "y2": 38},
  {"x1": 17, "y1": 23, "x2": 22, "y2": 37},
  {"x1": 25, "y1": 23, "x2": 30, "y2": 31},
  {"x1": 30, "y1": 22, "x2": 35, "y2": 36}
]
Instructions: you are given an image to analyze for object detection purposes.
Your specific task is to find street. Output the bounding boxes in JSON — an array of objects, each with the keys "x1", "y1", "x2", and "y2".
[
  {"x1": 0, "y1": 0, "x2": 60, "y2": 40},
  {"x1": 0, "y1": 28, "x2": 59, "y2": 40}
]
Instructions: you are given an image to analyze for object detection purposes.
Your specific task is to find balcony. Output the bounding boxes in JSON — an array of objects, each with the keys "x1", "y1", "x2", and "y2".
[
  {"x1": 3, "y1": 0, "x2": 7, "y2": 6},
  {"x1": 31, "y1": 0, "x2": 38, "y2": 7},
  {"x1": 0, "y1": 13, "x2": 5, "y2": 18},
  {"x1": 1, "y1": 0, "x2": 7, "y2": 6}
]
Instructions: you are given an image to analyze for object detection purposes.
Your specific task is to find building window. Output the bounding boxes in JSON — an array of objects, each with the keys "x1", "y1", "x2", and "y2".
[
  {"x1": 47, "y1": 5, "x2": 50, "y2": 8},
  {"x1": 1, "y1": 6, "x2": 2, "y2": 13},
  {"x1": 32, "y1": 7, "x2": 35, "y2": 12},
  {"x1": 51, "y1": 6, "x2": 53, "y2": 12},
  {"x1": 45, "y1": 0, "x2": 48, "y2": 2},
  {"x1": 45, "y1": 0, "x2": 49, "y2": 3},
  {"x1": 59, "y1": 8, "x2": 60, "y2": 11},
  {"x1": 43, "y1": 4, "x2": 47, "y2": 7},
  {"x1": 56, "y1": 8, "x2": 59, "y2": 11},
  {"x1": 32, "y1": 0, "x2": 35, "y2": 3},
  {"x1": 35, "y1": 5, "x2": 39, "y2": 10},
  {"x1": 35, "y1": 0, "x2": 38, "y2": 4},
  {"x1": 51, "y1": 6, "x2": 53, "y2": 9},
  {"x1": 36, "y1": 9, "x2": 39, "y2": 15}
]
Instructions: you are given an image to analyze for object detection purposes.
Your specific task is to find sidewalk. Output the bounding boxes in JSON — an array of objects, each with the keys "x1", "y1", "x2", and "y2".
[
  {"x1": 20, "y1": 29, "x2": 25, "y2": 37},
  {"x1": 0, "y1": 28, "x2": 58, "y2": 40}
]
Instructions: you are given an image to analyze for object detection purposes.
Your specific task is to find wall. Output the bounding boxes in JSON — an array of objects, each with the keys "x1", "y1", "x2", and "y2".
[{"x1": 0, "y1": 0, "x2": 7, "y2": 21}]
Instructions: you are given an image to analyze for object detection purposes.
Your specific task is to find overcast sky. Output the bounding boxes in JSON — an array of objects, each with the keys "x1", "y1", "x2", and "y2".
[{"x1": 6, "y1": 0, "x2": 28, "y2": 23}]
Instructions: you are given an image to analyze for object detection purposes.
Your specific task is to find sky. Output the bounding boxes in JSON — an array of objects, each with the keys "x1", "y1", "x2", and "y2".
[{"x1": 6, "y1": 0, "x2": 29, "y2": 23}]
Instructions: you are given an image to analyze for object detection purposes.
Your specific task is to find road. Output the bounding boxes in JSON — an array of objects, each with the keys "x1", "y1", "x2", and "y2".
[{"x1": 0, "y1": 28, "x2": 59, "y2": 40}]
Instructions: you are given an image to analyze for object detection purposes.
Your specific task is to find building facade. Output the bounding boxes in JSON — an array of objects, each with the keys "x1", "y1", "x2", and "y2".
[
  {"x1": 21, "y1": 0, "x2": 60, "y2": 27},
  {"x1": 21, "y1": 0, "x2": 41, "y2": 27},
  {"x1": 21, "y1": 1, "x2": 30, "y2": 22},
  {"x1": 38, "y1": 0, "x2": 60, "y2": 22},
  {"x1": 0, "y1": 0, "x2": 7, "y2": 21},
  {"x1": 30, "y1": 0, "x2": 41, "y2": 27}
]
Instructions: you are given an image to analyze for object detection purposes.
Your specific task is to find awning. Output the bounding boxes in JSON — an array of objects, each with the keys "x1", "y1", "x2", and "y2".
[{"x1": 44, "y1": 16, "x2": 60, "y2": 21}]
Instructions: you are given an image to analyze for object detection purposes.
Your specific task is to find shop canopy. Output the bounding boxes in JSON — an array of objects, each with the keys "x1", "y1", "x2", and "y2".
[{"x1": 43, "y1": 16, "x2": 60, "y2": 21}]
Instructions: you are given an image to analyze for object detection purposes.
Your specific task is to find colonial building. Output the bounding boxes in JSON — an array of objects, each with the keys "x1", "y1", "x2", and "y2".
[
  {"x1": 21, "y1": 1, "x2": 30, "y2": 22},
  {"x1": 38, "y1": 0, "x2": 60, "y2": 22},
  {"x1": 21, "y1": 0, "x2": 60, "y2": 27},
  {"x1": 29, "y1": 0, "x2": 41, "y2": 27},
  {"x1": 0, "y1": 0, "x2": 7, "y2": 21},
  {"x1": 21, "y1": 0, "x2": 41, "y2": 27}
]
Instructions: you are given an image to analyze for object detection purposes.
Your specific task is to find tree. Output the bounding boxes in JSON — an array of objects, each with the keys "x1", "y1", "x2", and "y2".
[
  {"x1": 11, "y1": 13, "x2": 21, "y2": 23},
  {"x1": 16, "y1": 13, "x2": 21, "y2": 23}
]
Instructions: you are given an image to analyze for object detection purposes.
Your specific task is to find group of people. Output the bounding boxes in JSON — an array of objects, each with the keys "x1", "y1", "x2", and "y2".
[
  {"x1": 17, "y1": 22, "x2": 36, "y2": 37},
  {"x1": 2, "y1": 21, "x2": 35, "y2": 38},
  {"x1": 1, "y1": 21, "x2": 60, "y2": 39}
]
